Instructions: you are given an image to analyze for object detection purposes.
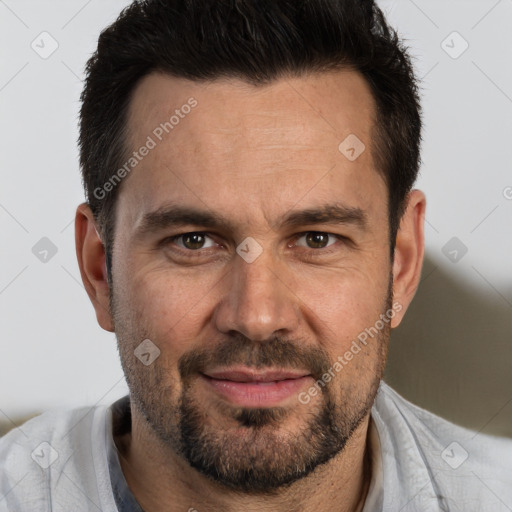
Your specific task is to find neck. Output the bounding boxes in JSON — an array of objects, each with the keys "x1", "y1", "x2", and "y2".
[{"x1": 114, "y1": 409, "x2": 373, "y2": 512}]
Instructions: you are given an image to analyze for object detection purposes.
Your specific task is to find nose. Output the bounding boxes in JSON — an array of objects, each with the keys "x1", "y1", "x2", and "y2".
[{"x1": 213, "y1": 248, "x2": 300, "y2": 341}]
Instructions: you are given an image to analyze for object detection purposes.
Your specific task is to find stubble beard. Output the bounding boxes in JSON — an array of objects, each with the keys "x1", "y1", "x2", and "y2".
[{"x1": 110, "y1": 280, "x2": 390, "y2": 494}]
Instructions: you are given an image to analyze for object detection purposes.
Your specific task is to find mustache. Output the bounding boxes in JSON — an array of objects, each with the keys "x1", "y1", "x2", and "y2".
[{"x1": 178, "y1": 333, "x2": 332, "y2": 384}]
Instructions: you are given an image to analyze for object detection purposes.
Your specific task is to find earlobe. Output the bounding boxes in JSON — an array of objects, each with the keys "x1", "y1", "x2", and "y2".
[
  {"x1": 75, "y1": 203, "x2": 115, "y2": 332},
  {"x1": 390, "y1": 189, "x2": 426, "y2": 328}
]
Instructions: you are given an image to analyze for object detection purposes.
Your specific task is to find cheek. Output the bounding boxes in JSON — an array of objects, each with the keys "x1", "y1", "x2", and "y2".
[
  {"x1": 291, "y1": 264, "x2": 390, "y2": 355},
  {"x1": 124, "y1": 266, "x2": 221, "y2": 348}
]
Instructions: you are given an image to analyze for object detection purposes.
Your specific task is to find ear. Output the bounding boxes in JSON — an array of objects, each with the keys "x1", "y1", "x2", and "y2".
[
  {"x1": 75, "y1": 203, "x2": 114, "y2": 332},
  {"x1": 390, "y1": 189, "x2": 426, "y2": 328}
]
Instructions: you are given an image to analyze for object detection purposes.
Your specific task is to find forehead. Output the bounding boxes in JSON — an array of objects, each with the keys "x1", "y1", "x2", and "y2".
[
  {"x1": 118, "y1": 69, "x2": 384, "y2": 232},
  {"x1": 127, "y1": 70, "x2": 375, "y2": 151}
]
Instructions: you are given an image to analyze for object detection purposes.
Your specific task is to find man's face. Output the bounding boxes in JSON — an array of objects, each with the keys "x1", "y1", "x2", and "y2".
[{"x1": 110, "y1": 70, "x2": 393, "y2": 492}]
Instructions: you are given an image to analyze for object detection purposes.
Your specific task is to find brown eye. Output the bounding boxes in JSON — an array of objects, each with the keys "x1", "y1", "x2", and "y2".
[
  {"x1": 175, "y1": 232, "x2": 215, "y2": 250},
  {"x1": 295, "y1": 232, "x2": 336, "y2": 249}
]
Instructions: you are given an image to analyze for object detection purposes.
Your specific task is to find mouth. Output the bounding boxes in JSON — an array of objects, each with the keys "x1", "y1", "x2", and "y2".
[
  {"x1": 203, "y1": 367, "x2": 311, "y2": 383},
  {"x1": 199, "y1": 367, "x2": 313, "y2": 407}
]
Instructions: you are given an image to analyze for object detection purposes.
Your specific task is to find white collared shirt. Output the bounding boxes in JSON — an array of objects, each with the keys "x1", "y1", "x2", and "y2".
[{"x1": 1, "y1": 381, "x2": 511, "y2": 511}]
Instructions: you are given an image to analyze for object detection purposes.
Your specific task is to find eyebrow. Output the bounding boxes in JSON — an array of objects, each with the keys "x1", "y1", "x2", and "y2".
[
  {"x1": 134, "y1": 203, "x2": 368, "y2": 239},
  {"x1": 280, "y1": 204, "x2": 367, "y2": 231}
]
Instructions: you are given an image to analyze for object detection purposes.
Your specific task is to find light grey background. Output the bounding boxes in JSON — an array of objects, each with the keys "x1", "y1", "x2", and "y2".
[{"x1": 1, "y1": 0, "x2": 511, "y2": 436}]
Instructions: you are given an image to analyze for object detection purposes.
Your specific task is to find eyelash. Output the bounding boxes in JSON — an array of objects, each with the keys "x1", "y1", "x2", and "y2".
[{"x1": 162, "y1": 231, "x2": 347, "y2": 256}]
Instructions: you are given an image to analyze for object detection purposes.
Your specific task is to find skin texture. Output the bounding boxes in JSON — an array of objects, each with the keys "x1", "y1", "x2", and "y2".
[{"x1": 75, "y1": 70, "x2": 426, "y2": 512}]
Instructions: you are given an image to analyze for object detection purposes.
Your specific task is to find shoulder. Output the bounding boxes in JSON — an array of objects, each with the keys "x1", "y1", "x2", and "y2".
[
  {"x1": 371, "y1": 381, "x2": 512, "y2": 511},
  {"x1": 0, "y1": 403, "x2": 110, "y2": 511},
  {"x1": 375, "y1": 380, "x2": 512, "y2": 461}
]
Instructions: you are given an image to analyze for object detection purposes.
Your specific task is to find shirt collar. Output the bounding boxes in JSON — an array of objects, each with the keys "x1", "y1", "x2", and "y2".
[{"x1": 108, "y1": 396, "x2": 145, "y2": 512}]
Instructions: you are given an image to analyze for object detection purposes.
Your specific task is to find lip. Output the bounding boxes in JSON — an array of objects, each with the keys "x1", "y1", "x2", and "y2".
[
  {"x1": 203, "y1": 367, "x2": 310, "y2": 382},
  {"x1": 200, "y1": 367, "x2": 313, "y2": 407}
]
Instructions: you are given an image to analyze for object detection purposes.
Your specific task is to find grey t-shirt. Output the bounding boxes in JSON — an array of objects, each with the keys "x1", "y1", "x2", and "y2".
[{"x1": 1, "y1": 380, "x2": 512, "y2": 511}]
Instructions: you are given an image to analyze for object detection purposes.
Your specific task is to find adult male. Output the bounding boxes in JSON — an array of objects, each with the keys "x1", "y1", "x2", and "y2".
[{"x1": 1, "y1": 0, "x2": 512, "y2": 510}]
